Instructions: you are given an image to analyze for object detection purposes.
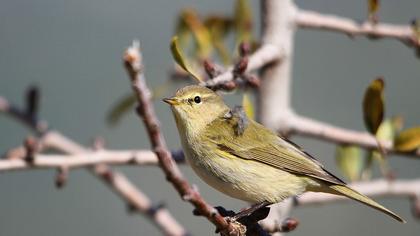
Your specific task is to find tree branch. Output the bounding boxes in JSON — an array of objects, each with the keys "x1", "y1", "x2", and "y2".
[
  {"x1": 124, "y1": 41, "x2": 241, "y2": 235},
  {"x1": 0, "y1": 147, "x2": 183, "y2": 171},
  {"x1": 286, "y1": 113, "x2": 420, "y2": 157},
  {"x1": 0, "y1": 96, "x2": 187, "y2": 235},
  {"x1": 202, "y1": 44, "x2": 283, "y2": 89},
  {"x1": 295, "y1": 9, "x2": 419, "y2": 49}
]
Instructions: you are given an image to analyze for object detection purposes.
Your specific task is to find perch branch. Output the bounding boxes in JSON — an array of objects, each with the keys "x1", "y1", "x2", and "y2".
[
  {"x1": 124, "y1": 41, "x2": 240, "y2": 235},
  {"x1": 295, "y1": 9, "x2": 419, "y2": 48}
]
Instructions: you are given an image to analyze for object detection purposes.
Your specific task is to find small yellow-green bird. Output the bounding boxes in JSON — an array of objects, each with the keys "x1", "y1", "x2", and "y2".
[{"x1": 163, "y1": 85, "x2": 404, "y2": 223}]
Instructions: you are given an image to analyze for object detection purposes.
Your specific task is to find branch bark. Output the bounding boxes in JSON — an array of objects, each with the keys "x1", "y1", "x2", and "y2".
[
  {"x1": 295, "y1": 9, "x2": 419, "y2": 48},
  {"x1": 286, "y1": 113, "x2": 420, "y2": 157},
  {"x1": 0, "y1": 146, "x2": 182, "y2": 171},
  {"x1": 202, "y1": 44, "x2": 283, "y2": 89}
]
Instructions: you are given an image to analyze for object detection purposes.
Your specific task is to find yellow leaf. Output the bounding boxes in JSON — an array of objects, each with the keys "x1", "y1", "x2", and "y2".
[
  {"x1": 363, "y1": 78, "x2": 385, "y2": 134},
  {"x1": 336, "y1": 145, "x2": 363, "y2": 181},
  {"x1": 234, "y1": 0, "x2": 253, "y2": 44},
  {"x1": 175, "y1": 13, "x2": 192, "y2": 49},
  {"x1": 170, "y1": 36, "x2": 202, "y2": 82},
  {"x1": 368, "y1": 0, "x2": 379, "y2": 14},
  {"x1": 395, "y1": 126, "x2": 420, "y2": 152},
  {"x1": 376, "y1": 118, "x2": 397, "y2": 141},
  {"x1": 179, "y1": 8, "x2": 212, "y2": 59},
  {"x1": 242, "y1": 91, "x2": 254, "y2": 120},
  {"x1": 204, "y1": 16, "x2": 232, "y2": 64}
]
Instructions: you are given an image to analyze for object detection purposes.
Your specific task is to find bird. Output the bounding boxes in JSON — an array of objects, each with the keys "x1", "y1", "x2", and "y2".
[{"x1": 163, "y1": 85, "x2": 405, "y2": 223}]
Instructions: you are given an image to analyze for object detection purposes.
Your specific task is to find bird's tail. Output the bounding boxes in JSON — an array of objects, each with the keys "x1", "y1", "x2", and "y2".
[{"x1": 328, "y1": 184, "x2": 405, "y2": 223}]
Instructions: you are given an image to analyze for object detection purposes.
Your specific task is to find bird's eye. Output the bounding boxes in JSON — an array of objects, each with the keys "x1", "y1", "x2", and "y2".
[{"x1": 194, "y1": 96, "x2": 201, "y2": 104}]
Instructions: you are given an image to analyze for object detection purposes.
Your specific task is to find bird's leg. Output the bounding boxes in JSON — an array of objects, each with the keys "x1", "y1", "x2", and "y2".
[{"x1": 231, "y1": 201, "x2": 271, "y2": 221}]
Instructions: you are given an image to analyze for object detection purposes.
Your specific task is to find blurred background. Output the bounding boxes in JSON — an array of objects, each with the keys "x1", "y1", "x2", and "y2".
[{"x1": 1, "y1": 0, "x2": 420, "y2": 235}]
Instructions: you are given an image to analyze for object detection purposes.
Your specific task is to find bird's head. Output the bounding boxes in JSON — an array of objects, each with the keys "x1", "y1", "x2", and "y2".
[{"x1": 163, "y1": 85, "x2": 229, "y2": 133}]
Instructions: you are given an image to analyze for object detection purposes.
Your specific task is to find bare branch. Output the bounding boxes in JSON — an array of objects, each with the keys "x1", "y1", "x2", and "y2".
[
  {"x1": 0, "y1": 95, "x2": 187, "y2": 235},
  {"x1": 295, "y1": 9, "x2": 419, "y2": 48},
  {"x1": 286, "y1": 113, "x2": 420, "y2": 157},
  {"x1": 296, "y1": 179, "x2": 420, "y2": 206},
  {"x1": 124, "y1": 41, "x2": 240, "y2": 235},
  {"x1": 0, "y1": 96, "x2": 48, "y2": 134},
  {"x1": 46, "y1": 131, "x2": 188, "y2": 236},
  {"x1": 1, "y1": 148, "x2": 171, "y2": 171}
]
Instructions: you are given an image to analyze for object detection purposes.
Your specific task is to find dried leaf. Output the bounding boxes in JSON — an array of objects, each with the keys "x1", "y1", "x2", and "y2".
[
  {"x1": 368, "y1": 0, "x2": 379, "y2": 13},
  {"x1": 242, "y1": 91, "x2": 254, "y2": 120},
  {"x1": 170, "y1": 36, "x2": 202, "y2": 82},
  {"x1": 336, "y1": 145, "x2": 363, "y2": 181},
  {"x1": 107, "y1": 93, "x2": 136, "y2": 125},
  {"x1": 234, "y1": 0, "x2": 253, "y2": 44},
  {"x1": 179, "y1": 8, "x2": 212, "y2": 59},
  {"x1": 363, "y1": 78, "x2": 385, "y2": 134},
  {"x1": 204, "y1": 16, "x2": 232, "y2": 64},
  {"x1": 175, "y1": 12, "x2": 192, "y2": 49},
  {"x1": 395, "y1": 126, "x2": 420, "y2": 152},
  {"x1": 367, "y1": 0, "x2": 380, "y2": 22}
]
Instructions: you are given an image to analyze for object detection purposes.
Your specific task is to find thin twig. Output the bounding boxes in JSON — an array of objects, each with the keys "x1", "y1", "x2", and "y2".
[
  {"x1": 202, "y1": 44, "x2": 283, "y2": 89},
  {"x1": 295, "y1": 9, "x2": 419, "y2": 49},
  {"x1": 124, "y1": 41, "x2": 240, "y2": 235}
]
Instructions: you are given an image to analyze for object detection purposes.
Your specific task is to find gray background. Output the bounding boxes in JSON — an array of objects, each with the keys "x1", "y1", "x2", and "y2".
[{"x1": 1, "y1": 0, "x2": 420, "y2": 235}]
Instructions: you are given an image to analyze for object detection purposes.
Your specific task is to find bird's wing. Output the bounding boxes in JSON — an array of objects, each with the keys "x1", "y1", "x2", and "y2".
[{"x1": 204, "y1": 117, "x2": 345, "y2": 185}]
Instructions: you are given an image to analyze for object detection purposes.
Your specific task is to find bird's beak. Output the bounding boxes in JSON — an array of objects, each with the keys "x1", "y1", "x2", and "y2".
[{"x1": 163, "y1": 97, "x2": 180, "y2": 106}]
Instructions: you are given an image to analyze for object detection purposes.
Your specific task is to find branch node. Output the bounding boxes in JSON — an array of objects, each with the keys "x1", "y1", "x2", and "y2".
[
  {"x1": 24, "y1": 136, "x2": 37, "y2": 163},
  {"x1": 147, "y1": 202, "x2": 166, "y2": 216},
  {"x1": 233, "y1": 57, "x2": 249, "y2": 78},
  {"x1": 239, "y1": 42, "x2": 251, "y2": 57},
  {"x1": 280, "y1": 217, "x2": 299, "y2": 233},
  {"x1": 55, "y1": 166, "x2": 69, "y2": 189}
]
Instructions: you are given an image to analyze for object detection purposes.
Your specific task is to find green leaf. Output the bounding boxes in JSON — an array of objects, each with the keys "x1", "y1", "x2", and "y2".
[
  {"x1": 170, "y1": 36, "x2": 202, "y2": 82},
  {"x1": 234, "y1": 0, "x2": 253, "y2": 44},
  {"x1": 242, "y1": 91, "x2": 254, "y2": 119},
  {"x1": 376, "y1": 118, "x2": 396, "y2": 141},
  {"x1": 336, "y1": 145, "x2": 363, "y2": 181},
  {"x1": 107, "y1": 93, "x2": 136, "y2": 125},
  {"x1": 107, "y1": 82, "x2": 171, "y2": 126},
  {"x1": 363, "y1": 78, "x2": 385, "y2": 134},
  {"x1": 395, "y1": 126, "x2": 420, "y2": 152}
]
